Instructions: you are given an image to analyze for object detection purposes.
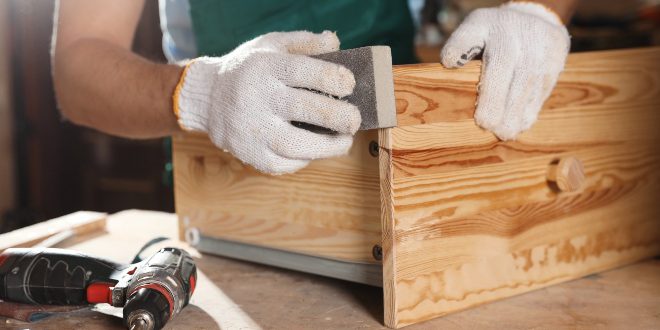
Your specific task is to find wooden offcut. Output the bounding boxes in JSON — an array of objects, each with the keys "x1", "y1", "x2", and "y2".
[
  {"x1": 0, "y1": 211, "x2": 107, "y2": 252},
  {"x1": 172, "y1": 47, "x2": 660, "y2": 328}
]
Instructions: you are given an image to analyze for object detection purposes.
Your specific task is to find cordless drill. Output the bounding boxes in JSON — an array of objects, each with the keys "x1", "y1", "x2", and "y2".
[{"x1": 0, "y1": 247, "x2": 197, "y2": 330}]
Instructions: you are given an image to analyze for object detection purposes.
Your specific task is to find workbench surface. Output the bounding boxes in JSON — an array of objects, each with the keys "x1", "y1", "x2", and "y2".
[{"x1": 2, "y1": 210, "x2": 658, "y2": 329}]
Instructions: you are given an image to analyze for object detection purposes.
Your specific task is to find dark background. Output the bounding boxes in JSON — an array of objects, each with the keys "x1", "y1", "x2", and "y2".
[
  {"x1": 0, "y1": 0, "x2": 173, "y2": 233},
  {"x1": 0, "y1": 0, "x2": 658, "y2": 233}
]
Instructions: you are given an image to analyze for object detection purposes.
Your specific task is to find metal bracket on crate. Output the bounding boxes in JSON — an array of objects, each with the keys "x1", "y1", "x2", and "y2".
[{"x1": 195, "y1": 234, "x2": 383, "y2": 287}]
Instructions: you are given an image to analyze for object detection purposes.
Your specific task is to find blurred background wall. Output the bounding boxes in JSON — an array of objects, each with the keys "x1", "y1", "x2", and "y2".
[
  {"x1": 0, "y1": 0, "x2": 15, "y2": 225},
  {"x1": 0, "y1": 0, "x2": 173, "y2": 233},
  {"x1": 0, "y1": 0, "x2": 658, "y2": 233},
  {"x1": 415, "y1": 0, "x2": 660, "y2": 61}
]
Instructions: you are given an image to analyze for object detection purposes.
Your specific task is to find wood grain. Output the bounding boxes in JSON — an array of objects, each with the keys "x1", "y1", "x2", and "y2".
[
  {"x1": 0, "y1": 211, "x2": 107, "y2": 252},
  {"x1": 547, "y1": 156, "x2": 585, "y2": 192},
  {"x1": 389, "y1": 47, "x2": 660, "y2": 180},
  {"x1": 394, "y1": 47, "x2": 660, "y2": 127},
  {"x1": 378, "y1": 127, "x2": 398, "y2": 326},
  {"x1": 173, "y1": 130, "x2": 382, "y2": 264},
  {"x1": 381, "y1": 47, "x2": 660, "y2": 328}
]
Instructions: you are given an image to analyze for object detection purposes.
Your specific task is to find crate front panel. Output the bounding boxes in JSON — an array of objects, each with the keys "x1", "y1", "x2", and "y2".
[{"x1": 380, "y1": 47, "x2": 660, "y2": 328}]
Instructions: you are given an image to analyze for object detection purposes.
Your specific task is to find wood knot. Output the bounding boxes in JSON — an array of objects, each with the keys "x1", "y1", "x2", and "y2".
[{"x1": 547, "y1": 156, "x2": 586, "y2": 192}]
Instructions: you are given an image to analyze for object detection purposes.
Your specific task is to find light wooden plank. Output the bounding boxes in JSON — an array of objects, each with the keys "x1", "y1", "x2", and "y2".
[
  {"x1": 394, "y1": 47, "x2": 660, "y2": 127},
  {"x1": 378, "y1": 127, "x2": 398, "y2": 326},
  {"x1": 381, "y1": 47, "x2": 660, "y2": 328},
  {"x1": 389, "y1": 102, "x2": 660, "y2": 152},
  {"x1": 390, "y1": 48, "x2": 660, "y2": 181},
  {"x1": 173, "y1": 130, "x2": 382, "y2": 264},
  {"x1": 0, "y1": 211, "x2": 107, "y2": 252},
  {"x1": 393, "y1": 143, "x2": 658, "y2": 228},
  {"x1": 393, "y1": 187, "x2": 660, "y2": 326}
]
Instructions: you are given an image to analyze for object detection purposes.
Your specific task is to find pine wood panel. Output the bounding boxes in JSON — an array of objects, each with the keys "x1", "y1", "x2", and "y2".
[
  {"x1": 393, "y1": 144, "x2": 658, "y2": 229},
  {"x1": 381, "y1": 47, "x2": 660, "y2": 328},
  {"x1": 173, "y1": 130, "x2": 381, "y2": 264},
  {"x1": 390, "y1": 47, "x2": 660, "y2": 180},
  {"x1": 394, "y1": 47, "x2": 659, "y2": 127}
]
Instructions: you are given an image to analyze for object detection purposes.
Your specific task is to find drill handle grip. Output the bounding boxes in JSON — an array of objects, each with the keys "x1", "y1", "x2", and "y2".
[{"x1": 0, "y1": 248, "x2": 124, "y2": 305}]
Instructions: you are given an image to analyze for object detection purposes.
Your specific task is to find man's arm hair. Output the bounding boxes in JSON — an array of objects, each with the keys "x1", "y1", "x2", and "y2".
[{"x1": 52, "y1": 0, "x2": 183, "y2": 138}]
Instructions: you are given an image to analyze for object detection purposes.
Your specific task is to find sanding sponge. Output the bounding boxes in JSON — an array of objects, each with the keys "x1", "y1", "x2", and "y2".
[{"x1": 312, "y1": 46, "x2": 397, "y2": 131}]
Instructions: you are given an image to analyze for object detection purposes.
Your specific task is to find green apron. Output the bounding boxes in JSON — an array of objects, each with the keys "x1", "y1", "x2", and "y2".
[{"x1": 188, "y1": 0, "x2": 417, "y2": 64}]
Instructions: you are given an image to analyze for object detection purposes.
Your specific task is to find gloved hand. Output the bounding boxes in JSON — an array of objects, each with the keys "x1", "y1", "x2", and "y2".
[
  {"x1": 173, "y1": 31, "x2": 360, "y2": 174},
  {"x1": 440, "y1": 2, "x2": 570, "y2": 140}
]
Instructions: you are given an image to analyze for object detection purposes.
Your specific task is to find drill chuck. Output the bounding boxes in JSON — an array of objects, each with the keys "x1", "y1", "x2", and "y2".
[{"x1": 124, "y1": 288, "x2": 170, "y2": 330}]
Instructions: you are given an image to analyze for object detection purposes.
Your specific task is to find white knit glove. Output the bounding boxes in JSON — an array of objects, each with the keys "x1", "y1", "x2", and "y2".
[
  {"x1": 441, "y1": 2, "x2": 570, "y2": 140},
  {"x1": 174, "y1": 31, "x2": 360, "y2": 174}
]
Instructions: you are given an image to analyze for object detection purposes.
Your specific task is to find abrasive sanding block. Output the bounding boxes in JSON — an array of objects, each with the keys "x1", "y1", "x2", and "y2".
[{"x1": 312, "y1": 46, "x2": 397, "y2": 130}]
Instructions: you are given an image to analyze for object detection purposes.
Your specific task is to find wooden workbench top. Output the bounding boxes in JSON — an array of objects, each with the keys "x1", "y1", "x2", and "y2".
[{"x1": 2, "y1": 210, "x2": 658, "y2": 329}]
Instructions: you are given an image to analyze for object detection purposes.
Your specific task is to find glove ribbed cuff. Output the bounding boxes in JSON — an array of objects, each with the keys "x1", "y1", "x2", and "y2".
[
  {"x1": 504, "y1": 2, "x2": 564, "y2": 26},
  {"x1": 173, "y1": 57, "x2": 218, "y2": 132}
]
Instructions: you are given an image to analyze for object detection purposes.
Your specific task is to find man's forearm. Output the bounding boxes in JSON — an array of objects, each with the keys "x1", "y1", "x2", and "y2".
[
  {"x1": 53, "y1": 38, "x2": 182, "y2": 138},
  {"x1": 522, "y1": 0, "x2": 578, "y2": 23}
]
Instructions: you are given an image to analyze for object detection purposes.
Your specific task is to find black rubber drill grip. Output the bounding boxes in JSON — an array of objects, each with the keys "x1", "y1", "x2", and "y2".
[{"x1": 0, "y1": 248, "x2": 122, "y2": 305}]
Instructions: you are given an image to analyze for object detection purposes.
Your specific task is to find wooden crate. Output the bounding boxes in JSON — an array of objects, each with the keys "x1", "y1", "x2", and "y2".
[{"x1": 173, "y1": 47, "x2": 660, "y2": 328}]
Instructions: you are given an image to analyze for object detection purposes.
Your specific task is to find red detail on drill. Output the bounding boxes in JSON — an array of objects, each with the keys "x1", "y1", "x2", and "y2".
[
  {"x1": 126, "y1": 267, "x2": 137, "y2": 275},
  {"x1": 129, "y1": 284, "x2": 174, "y2": 319},
  {"x1": 0, "y1": 253, "x2": 8, "y2": 268},
  {"x1": 189, "y1": 274, "x2": 196, "y2": 295},
  {"x1": 86, "y1": 282, "x2": 114, "y2": 304}
]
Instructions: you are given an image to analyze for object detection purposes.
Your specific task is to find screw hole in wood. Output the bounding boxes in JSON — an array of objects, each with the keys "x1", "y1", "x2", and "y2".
[
  {"x1": 369, "y1": 141, "x2": 379, "y2": 157},
  {"x1": 372, "y1": 244, "x2": 383, "y2": 261}
]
